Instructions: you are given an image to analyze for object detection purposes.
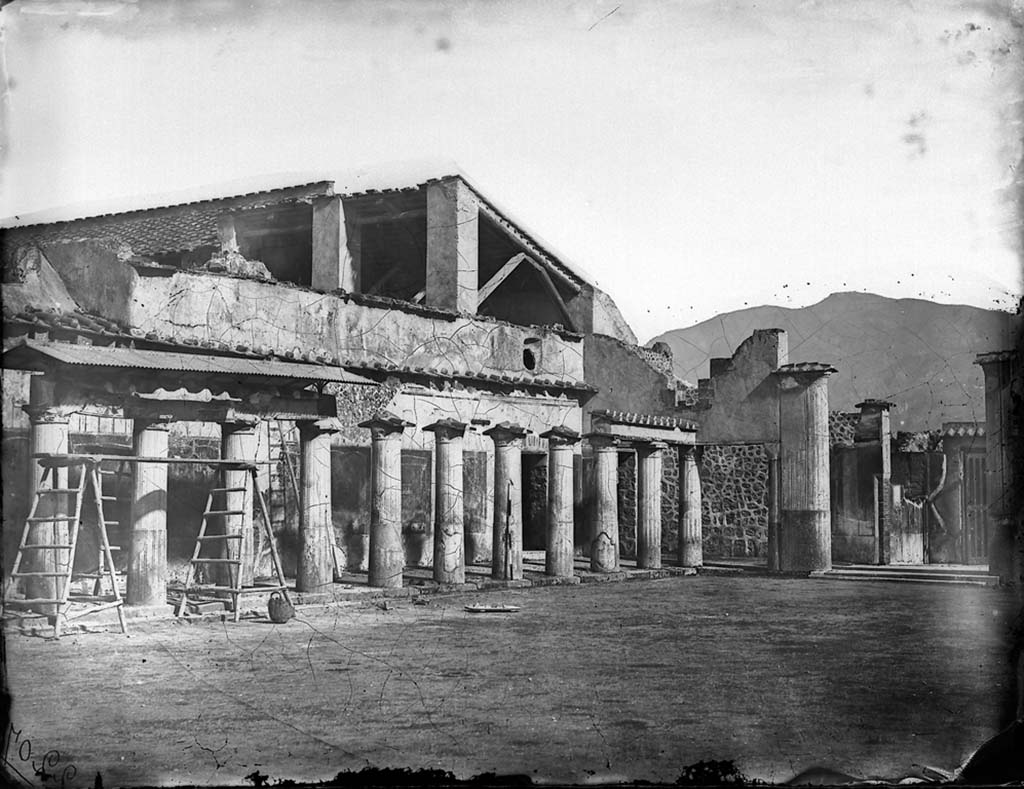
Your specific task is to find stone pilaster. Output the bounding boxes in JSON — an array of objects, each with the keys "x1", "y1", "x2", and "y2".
[
  {"x1": 636, "y1": 441, "x2": 666, "y2": 569},
  {"x1": 588, "y1": 434, "x2": 620, "y2": 572},
  {"x1": 361, "y1": 415, "x2": 412, "y2": 588},
  {"x1": 424, "y1": 418, "x2": 468, "y2": 584},
  {"x1": 485, "y1": 422, "x2": 528, "y2": 581},
  {"x1": 296, "y1": 419, "x2": 338, "y2": 593},
  {"x1": 426, "y1": 177, "x2": 478, "y2": 313},
  {"x1": 540, "y1": 426, "x2": 580, "y2": 578},
  {"x1": 127, "y1": 421, "x2": 170, "y2": 607},
  {"x1": 765, "y1": 445, "x2": 781, "y2": 572}
]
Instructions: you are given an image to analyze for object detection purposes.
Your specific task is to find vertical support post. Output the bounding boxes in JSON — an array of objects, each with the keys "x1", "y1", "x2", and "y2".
[
  {"x1": 588, "y1": 434, "x2": 620, "y2": 572},
  {"x1": 424, "y1": 419, "x2": 468, "y2": 584},
  {"x1": 217, "y1": 214, "x2": 239, "y2": 254},
  {"x1": 679, "y1": 445, "x2": 703, "y2": 568},
  {"x1": 221, "y1": 421, "x2": 257, "y2": 588},
  {"x1": 296, "y1": 420, "x2": 337, "y2": 593},
  {"x1": 766, "y1": 445, "x2": 781, "y2": 572},
  {"x1": 855, "y1": 399, "x2": 895, "y2": 565},
  {"x1": 127, "y1": 420, "x2": 170, "y2": 607},
  {"x1": 636, "y1": 441, "x2": 666, "y2": 569},
  {"x1": 312, "y1": 195, "x2": 360, "y2": 293},
  {"x1": 361, "y1": 416, "x2": 412, "y2": 588},
  {"x1": 485, "y1": 423, "x2": 528, "y2": 581},
  {"x1": 464, "y1": 442, "x2": 493, "y2": 567},
  {"x1": 540, "y1": 426, "x2": 580, "y2": 578},
  {"x1": 775, "y1": 365, "x2": 836, "y2": 573},
  {"x1": 975, "y1": 351, "x2": 1019, "y2": 584},
  {"x1": 426, "y1": 177, "x2": 478, "y2": 313},
  {"x1": 23, "y1": 380, "x2": 70, "y2": 616}
]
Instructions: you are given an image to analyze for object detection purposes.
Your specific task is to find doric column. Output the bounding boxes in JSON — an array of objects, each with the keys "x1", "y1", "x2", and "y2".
[
  {"x1": 424, "y1": 418, "x2": 468, "y2": 584},
  {"x1": 22, "y1": 383, "x2": 71, "y2": 616},
  {"x1": 360, "y1": 415, "x2": 412, "y2": 588},
  {"x1": 766, "y1": 445, "x2": 781, "y2": 572},
  {"x1": 296, "y1": 419, "x2": 338, "y2": 593},
  {"x1": 588, "y1": 434, "x2": 620, "y2": 573},
  {"x1": 220, "y1": 421, "x2": 257, "y2": 588},
  {"x1": 774, "y1": 364, "x2": 836, "y2": 573},
  {"x1": 540, "y1": 426, "x2": 580, "y2": 578},
  {"x1": 679, "y1": 446, "x2": 703, "y2": 568},
  {"x1": 636, "y1": 441, "x2": 666, "y2": 569},
  {"x1": 127, "y1": 421, "x2": 170, "y2": 607},
  {"x1": 485, "y1": 422, "x2": 528, "y2": 580}
]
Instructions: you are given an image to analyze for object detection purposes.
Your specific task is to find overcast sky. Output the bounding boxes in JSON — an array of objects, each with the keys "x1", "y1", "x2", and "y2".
[{"x1": 1, "y1": 0, "x2": 1021, "y2": 342}]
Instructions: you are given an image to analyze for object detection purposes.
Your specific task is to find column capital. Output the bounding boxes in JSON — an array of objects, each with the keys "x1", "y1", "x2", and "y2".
[
  {"x1": 634, "y1": 440, "x2": 668, "y2": 454},
  {"x1": 484, "y1": 421, "x2": 530, "y2": 446},
  {"x1": 584, "y1": 432, "x2": 620, "y2": 450},
  {"x1": 21, "y1": 404, "x2": 74, "y2": 425},
  {"x1": 298, "y1": 417, "x2": 342, "y2": 436},
  {"x1": 134, "y1": 420, "x2": 172, "y2": 433},
  {"x1": 540, "y1": 425, "x2": 581, "y2": 447},
  {"x1": 222, "y1": 418, "x2": 259, "y2": 434},
  {"x1": 422, "y1": 417, "x2": 468, "y2": 441},
  {"x1": 773, "y1": 362, "x2": 837, "y2": 390},
  {"x1": 360, "y1": 413, "x2": 414, "y2": 438}
]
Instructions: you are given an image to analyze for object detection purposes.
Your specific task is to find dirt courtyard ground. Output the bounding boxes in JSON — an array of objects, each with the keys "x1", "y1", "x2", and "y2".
[{"x1": 2, "y1": 574, "x2": 1018, "y2": 787}]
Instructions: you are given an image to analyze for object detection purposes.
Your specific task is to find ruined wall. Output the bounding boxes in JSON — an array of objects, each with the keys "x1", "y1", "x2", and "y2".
[
  {"x1": 130, "y1": 271, "x2": 585, "y2": 383},
  {"x1": 677, "y1": 329, "x2": 787, "y2": 445},
  {"x1": 699, "y1": 443, "x2": 769, "y2": 558},
  {"x1": 583, "y1": 334, "x2": 676, "y2": 420}
]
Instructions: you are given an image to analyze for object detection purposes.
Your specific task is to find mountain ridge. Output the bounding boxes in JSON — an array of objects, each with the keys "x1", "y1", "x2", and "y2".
[{"x1": 649, "y1": 292, "x2": 1020, "y2": 431}]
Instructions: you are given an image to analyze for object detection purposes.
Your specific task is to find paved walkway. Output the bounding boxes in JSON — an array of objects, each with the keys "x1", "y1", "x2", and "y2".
[{"x1": 4, "y1": 574, "x2": 1017, "y2": 786}]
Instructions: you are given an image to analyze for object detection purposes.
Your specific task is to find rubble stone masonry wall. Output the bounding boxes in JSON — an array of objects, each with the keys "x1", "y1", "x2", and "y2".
[{"x1": 699, "y1": 443, "x2": 769, "y2": 558}]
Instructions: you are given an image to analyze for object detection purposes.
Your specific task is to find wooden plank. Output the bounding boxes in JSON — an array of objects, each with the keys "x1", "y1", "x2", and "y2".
[
  {"x1": 477, "y1": 253, "x2": 529, "y2": 307},
  {"x1": 529, "y1": 259, "x2": 578, "y2": 332}
]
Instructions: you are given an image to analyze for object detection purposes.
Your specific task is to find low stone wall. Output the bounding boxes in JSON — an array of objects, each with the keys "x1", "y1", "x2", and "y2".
[{"x1": 699, "y1": 443, "x2": 768, "y2": 558}]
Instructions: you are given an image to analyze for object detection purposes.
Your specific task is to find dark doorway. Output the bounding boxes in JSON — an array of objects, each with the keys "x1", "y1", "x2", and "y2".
[{"x1": 522, "y1": 453, "x2": 548, "y2": 551}]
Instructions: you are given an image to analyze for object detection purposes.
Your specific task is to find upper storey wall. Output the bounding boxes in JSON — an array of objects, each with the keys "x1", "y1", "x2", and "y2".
[{"x1": 130, "y1": 271, "x2": 585, "y2": 382}]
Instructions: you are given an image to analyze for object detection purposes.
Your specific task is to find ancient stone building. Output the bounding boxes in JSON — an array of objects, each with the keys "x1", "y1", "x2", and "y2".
[{"x1": 2, "y1": 165, "x2": 718, "y2": 623}]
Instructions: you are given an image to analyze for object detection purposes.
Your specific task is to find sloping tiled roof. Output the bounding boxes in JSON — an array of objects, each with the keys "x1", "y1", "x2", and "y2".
[
  {"x1": 975, "y1": 350, "x2": 1017, "y2": 365},
  {"x1": 3, "y1": 338, "x2": 375, "y2": 386},
  {"x1": 941, "y1": 422, "x2": 986, "y2": 438},
  {"x1": 774, "y1": 362, "x2": 838, "y2": 375},
  {"x1": 591, "y1": 409, "x2": 699, "y2": 431}
]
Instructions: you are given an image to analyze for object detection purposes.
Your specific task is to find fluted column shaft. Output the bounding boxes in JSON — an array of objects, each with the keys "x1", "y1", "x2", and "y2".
[
  {"x1": 679, "y1": 446, "x2": 703, "y2": 567},
  {"x1": 128, "y1": 421, "x2": 169, "y2": 607},
  {"x1": 425, "y1": 420, "x2": 467, "y2": 584},
  {"x1": 542, "y1": 428, "x2": 580, "y2": 578},
  {"x1": 590, "y1": 436, "x2": 620, "y2": 572},
  {"x1": 487, "y1": 424, "x2": 527, "y2": 580},
  {"x1": 297, "y1": 421, "x2": 336, "y2": 593},
  {"x1": 362, "y1": 417, "x2": 410, "y2": 588},
  {"x1": 221, "y1": 422, "x2": 257, "y2": 588},
  {"x1": 636, "y1": 442, "x2": 665, "y2": 569}
]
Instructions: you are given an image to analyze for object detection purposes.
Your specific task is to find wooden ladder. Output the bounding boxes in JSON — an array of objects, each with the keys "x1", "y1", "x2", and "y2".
[
  {"x1": 2, "y1": 457, "x2": 128, "y2": 638},
  {"x1": 175, "y1": 466, "x2": 291, "y2": 621}
]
